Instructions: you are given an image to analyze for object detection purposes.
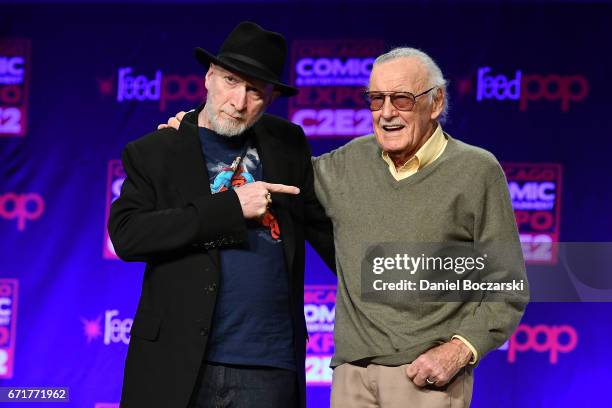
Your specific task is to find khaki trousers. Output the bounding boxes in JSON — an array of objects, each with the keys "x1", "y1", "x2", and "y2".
[{"x1": 330, "y1": 363, "x2": 473, "y2": 408}]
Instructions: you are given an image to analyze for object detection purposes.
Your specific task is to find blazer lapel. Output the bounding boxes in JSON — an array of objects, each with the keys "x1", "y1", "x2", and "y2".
[
  {"x1": 252, "y1": 123, "x2": 296, "y2": 282},
  {"x1": 171, "y1": 107, "x2": 221, "y2": 269}
]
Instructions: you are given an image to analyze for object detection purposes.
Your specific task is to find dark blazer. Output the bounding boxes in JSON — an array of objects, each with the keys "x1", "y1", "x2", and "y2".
[{"x1": 108, "y1": 106, "x2": 335, "y2": 408}]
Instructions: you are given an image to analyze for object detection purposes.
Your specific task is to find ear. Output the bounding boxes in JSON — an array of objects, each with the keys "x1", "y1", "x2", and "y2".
[
  {"x1": 430, "y1": 88, "x2": 445, "y2": 120},
  {"x1": 204, "y1": 65, "x2": 215, "y2": 91}
]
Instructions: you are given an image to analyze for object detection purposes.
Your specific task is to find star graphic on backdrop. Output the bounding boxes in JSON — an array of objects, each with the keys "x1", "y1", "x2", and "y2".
[
  {"x1": 97, "y1": 77, "x2": 115, "y2": 96},
  {"x1": 455, "y1": 76, "x2": 473, "y2": 99},
  {"x1": 81, "y1": 316, "x2": 102, "y2": 343}
]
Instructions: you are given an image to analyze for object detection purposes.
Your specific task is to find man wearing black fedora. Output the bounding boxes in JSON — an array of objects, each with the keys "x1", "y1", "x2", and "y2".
[{"x1": 109, "y1": 21, "x2": 335, "y2": 408}]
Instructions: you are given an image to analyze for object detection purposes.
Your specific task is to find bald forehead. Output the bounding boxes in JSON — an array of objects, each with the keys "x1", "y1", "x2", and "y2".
[{"x1": 369, "y1": 57, "x2": 430, "y2": 92}]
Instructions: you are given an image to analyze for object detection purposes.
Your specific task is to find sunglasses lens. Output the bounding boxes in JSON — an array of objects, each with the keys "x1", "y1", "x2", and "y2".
[
  {"x1": 391, "y1": 94, "x2": 415, "y2": 110},
  {"x1": 367, "y1": 94, "x2": 385, "y2": 111},
  {"x1": 366, "y1": 92, "x2": 417, "y2": 111}
]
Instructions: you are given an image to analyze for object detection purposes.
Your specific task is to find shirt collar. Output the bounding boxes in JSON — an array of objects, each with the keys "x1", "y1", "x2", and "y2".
[{"x1": 381, "y1": 124, "x2": 446, "y2": 171}]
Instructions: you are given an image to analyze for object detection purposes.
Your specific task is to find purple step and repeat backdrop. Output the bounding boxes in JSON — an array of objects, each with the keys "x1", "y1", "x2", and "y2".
[{"x1": 1, "y1": 2, "x2": 611, "y2": 407}]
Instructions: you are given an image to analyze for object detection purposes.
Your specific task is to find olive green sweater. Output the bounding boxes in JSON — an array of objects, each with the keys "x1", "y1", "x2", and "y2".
[{"x1": 313, "y1": 134, "x2": 529, "y2": 368}]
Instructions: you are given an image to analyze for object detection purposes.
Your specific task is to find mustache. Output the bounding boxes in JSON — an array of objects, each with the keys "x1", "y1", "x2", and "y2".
[
  {"x1": 220, "y1": 110, "x2": 245, "y2": 121},
  {"x1": 379, "y1": 118, "x2": 405, "y2": 127}
]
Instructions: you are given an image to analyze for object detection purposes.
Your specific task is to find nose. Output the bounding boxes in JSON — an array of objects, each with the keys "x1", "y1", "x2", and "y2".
[
  {"x1": 230, "y1": 86, "x2": 247, "y2": 112},
  {"x1": 380, "y1": 95, "x2": 397, "y2": 120}
]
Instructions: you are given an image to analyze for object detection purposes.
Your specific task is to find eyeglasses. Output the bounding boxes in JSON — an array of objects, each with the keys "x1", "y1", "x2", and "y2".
[{"x1": 364, "y1": 87, "x2": 436, "y2": 111}]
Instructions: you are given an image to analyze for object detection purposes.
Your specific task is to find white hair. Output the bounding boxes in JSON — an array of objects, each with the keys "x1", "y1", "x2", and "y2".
[{"x1": 372, "y1": 47, "x2": 449, "y2": 124}]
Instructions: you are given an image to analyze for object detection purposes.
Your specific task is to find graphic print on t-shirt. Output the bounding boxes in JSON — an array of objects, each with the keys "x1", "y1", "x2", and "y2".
[{"x1": 208, "y1": 147, "x2": 281, "y2": 241}]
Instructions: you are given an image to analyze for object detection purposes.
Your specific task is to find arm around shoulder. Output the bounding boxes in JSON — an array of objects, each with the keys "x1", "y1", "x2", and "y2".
[{"x1": 296, "y1": 128, "x2": 336, "y2": 272}]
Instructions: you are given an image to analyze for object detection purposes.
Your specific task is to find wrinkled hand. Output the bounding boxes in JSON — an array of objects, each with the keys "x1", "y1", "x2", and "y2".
[
  {"x1": 405, "y1": 339, "x2": 472, "y2": 387},
  {"x1": 234, "y1": 181, "x2": 300, "y2": 219},
  {"x1": 157, "y1": 111, "x2": 186, "y2": 130}
]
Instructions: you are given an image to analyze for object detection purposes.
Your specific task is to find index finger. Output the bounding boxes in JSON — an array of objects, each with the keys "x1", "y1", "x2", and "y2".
[
  {"x1": 405, "y1": 363, "x2": 418, "y2": 379},
  {"x1": 263, "y1": 183, "x2": 300, "y2": 195}
]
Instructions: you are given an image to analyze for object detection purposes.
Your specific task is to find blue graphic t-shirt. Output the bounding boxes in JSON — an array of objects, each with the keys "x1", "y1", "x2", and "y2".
[{"x1": 199, "y1": 127, "x2": 295, "y2": 371}]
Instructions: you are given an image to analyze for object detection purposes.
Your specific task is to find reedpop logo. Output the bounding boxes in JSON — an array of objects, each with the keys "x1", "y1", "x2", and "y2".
[
  {"x1": 97, "y1": 67, "x2": 205, "y2": 111},
  {"x1": 0, "y1": 193, "x2": 44, "y2": 231},
  {"x1": 499, "y1": 323, "x2": 578, "y2": 364},
  {"x1": 81, "y1": 310, "x2": 132, "y2": 345},
  {"x1": 454, "y1": 67, "x2": 589, "y2": 112}
]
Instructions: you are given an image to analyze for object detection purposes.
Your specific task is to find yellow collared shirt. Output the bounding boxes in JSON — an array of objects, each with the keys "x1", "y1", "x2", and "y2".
[{"x1": 381, "y1": 124, "x2": 448, "y2": 181}]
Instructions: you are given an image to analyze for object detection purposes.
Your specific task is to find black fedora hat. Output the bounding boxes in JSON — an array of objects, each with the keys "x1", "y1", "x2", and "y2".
[{"x1": 195, "y1": 21, "x2": 298, "y2": 97}]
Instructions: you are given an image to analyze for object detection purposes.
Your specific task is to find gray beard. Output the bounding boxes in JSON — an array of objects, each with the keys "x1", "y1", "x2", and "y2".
[{"x1": 204, "y1": 102, "x2": 263, "y2": 137}]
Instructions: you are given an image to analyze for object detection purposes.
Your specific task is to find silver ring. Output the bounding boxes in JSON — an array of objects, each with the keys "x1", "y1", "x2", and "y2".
[
  {"x1": 426, "y1": 377, "x2": 436, "y2": 385},
  {"x1": 265, "y1": 192, "x2": 272, "y2": 208}
]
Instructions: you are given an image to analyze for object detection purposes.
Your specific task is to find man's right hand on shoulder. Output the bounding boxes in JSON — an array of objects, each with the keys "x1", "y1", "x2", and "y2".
[
  {"x1": 235, "y1": 181, "x2": 299, "y2": 219},
  {"x1": 158, "y1": 111, "x2": 187, "y2": 130}
]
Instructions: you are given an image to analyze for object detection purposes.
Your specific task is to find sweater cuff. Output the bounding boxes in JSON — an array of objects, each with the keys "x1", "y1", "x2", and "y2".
[{"x1": 452, "y1": 334, "x2": 478, "y2": 365}]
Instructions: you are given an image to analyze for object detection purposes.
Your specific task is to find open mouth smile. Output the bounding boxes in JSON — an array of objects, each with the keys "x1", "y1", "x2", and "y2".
[{"x1": 382, "y1": 124, "x2": 405, "y2": 132}]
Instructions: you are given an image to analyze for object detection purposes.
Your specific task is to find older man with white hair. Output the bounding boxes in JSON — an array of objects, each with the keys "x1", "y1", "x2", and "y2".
[{"x1": 313, "y1": 47, "x2": 528, "y2": 407}]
